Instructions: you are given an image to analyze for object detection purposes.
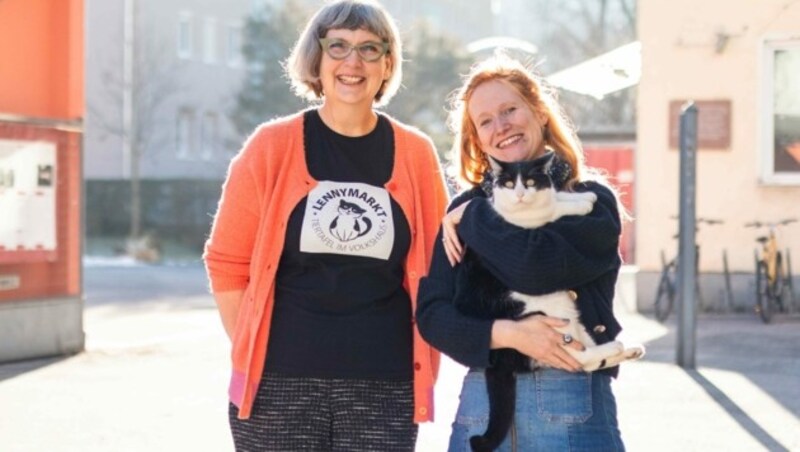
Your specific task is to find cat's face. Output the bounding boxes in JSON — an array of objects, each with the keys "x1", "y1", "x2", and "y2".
[
  {"x1": 337, "y1": 199, "x2": 366, "y2": 216},
  {"x1": 490, "y1": 154, "x2": 554, "y2": 210},
  {"x1": 468, "y1": 79, "x2": 548, "y2": 163}
]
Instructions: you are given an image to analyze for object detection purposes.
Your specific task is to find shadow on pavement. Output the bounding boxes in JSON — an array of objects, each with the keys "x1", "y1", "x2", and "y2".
[
  {"x1": 685, "y1": 369, "x2": 790, "y2": 452},
  {"x1": 0, "y1": 355, "x2": 68, "y2": 383},
  {"x1": 638, "y1": 313, "x2": 800, "y2": 429}
]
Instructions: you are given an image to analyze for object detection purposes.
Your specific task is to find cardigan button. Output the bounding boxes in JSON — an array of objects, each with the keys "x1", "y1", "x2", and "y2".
[
  {"x1": 418, "y1": 407, "x2": 428, "y2": 416},
  {"x1": 593, "y1": 325, "x2": 607, "y2": 334},
  {"x1": 414, "y1": 362, "x2": 421, "y2": 371}
]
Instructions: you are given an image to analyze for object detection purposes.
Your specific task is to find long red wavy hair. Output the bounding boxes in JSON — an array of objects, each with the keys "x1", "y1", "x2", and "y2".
[{"x1": 448, "y1": 53, "x2": 586, "y2": 190}]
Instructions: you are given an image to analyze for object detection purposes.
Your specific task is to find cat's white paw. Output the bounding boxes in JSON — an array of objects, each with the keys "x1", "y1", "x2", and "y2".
[
  {"x1": 584, "y1": 343, "x2": 645, "y2": 370},
  {"x1": 607, "y1": 340, "x2": 625, "y2": 355},
  {"x1": 576, "y1": 201, "x2": 594, "y2": 214},
  {"x1": 581, "y1": 192, "x2": 598, "y2": 203},
  {"x1": 623, "y1": 345, "x2": 646, "y2": 360}
]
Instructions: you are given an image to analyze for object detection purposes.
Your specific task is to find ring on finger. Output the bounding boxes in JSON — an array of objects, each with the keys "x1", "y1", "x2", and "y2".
[{"x1": 562, "y1": 333, "x2": 573, "y2": 345}]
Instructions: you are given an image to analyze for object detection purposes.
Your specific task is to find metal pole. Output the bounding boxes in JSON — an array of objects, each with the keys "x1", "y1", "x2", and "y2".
[
  {"x1": 723, "y1": 249, "x2": 735, "y2": 311},
  {"x1": 787, "y1": 248, "x2": 796, "y2": 311},
  {"x1": 677, "y1": 102, "x2": 698, "y2": 369}
]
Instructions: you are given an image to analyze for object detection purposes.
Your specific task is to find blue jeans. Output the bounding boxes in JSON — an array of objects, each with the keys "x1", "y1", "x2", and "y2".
[{"x1": 448, "y1": 369, "x2": 625, "y2": 452}]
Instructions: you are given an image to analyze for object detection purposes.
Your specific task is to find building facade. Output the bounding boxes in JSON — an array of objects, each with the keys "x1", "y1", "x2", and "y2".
[
  {"x1": 85, "y1": 0, "x2": 250, "y2": 181},
  {"x1": 636, "y1": 0, "x2": 800, "y2": 311}
]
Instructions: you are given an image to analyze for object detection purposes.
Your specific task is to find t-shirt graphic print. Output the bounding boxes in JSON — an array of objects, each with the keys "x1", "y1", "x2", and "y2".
[{"x1": 300, "y1": 180, "x2": 394, "y2": 260}]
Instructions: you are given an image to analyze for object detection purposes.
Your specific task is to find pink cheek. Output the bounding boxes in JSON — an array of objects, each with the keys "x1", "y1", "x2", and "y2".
[{"x1": 480, "y1": 134, "x2": 493, "y2": 149}]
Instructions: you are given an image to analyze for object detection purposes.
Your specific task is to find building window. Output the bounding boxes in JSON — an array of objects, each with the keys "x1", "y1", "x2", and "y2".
[
  {"x1": 177, "y1": 110, "x2": 194, "y2": 159},
  {"x1": 200, "y1": 113, "x2": 218, "y2": 160},
  {"x1": 203, "y1": 17, "x2": 218, "y2": 64},
  {"x1": 178, "y1": 12, "x2": 193, "y2": 59},
  {"x1": 226, "y1": 24, "x2": 243, "y2": 67},
  {"x1": 761, "y1": 38, "x2": 800, "y2": 184}
]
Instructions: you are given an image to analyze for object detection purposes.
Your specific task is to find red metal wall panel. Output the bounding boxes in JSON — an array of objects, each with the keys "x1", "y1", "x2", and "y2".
[
  {"x1": 584, "y1": 146, "x2": 635, "y2": 264},
  {"x1": 0, "y1": 122, "x2": 81, "y2": 301}
]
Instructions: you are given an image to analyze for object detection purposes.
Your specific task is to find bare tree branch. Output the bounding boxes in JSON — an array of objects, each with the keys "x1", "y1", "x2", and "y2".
[
  {"x1": 618, "y1": 0, "x2": 636, "y2": 34},
  {"x1": 88, "y1": 20, "x2": 181, "y2": 243}
]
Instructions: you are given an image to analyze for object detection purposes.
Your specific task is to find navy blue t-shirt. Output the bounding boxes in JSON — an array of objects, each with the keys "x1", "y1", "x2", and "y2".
[{"x1": 264, "y1": 110, "x2": 413, "y2": 380}]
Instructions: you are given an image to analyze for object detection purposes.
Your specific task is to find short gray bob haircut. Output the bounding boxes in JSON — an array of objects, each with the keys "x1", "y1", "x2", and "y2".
[{"x1": 286, "y1": 0, "x2": 403, "y2": 106}]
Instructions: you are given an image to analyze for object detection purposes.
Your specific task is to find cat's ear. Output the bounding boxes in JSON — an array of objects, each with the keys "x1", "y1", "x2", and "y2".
[
  {"x1": 547, "y1": 156, "x2": 572, "y2": 189},
  {"x1": 532, "y1": 150, "x2": 555, "y2": 171},
  {"x1": 487, "y1": 154, "x2": 503, "y2": 174},
  {"x1": 542, "y1": 151, "x2": 555, "y2": 174}
]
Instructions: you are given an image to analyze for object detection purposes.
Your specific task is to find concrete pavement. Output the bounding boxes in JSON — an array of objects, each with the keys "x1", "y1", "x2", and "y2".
[{"x1": 0, "y1": 264, "x2": 798, "y2": 451}]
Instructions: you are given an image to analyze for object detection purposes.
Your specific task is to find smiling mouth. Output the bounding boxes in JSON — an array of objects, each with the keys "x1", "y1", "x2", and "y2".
[
  {"x1": 496, "y1": 134, "x2": 523, "y2": 149},
  {"x1": 337, "y1": 75, "x2": 365, "y2": 85}
]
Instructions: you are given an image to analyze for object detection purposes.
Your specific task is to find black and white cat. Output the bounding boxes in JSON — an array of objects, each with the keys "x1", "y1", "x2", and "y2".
[{"x1": 456, "y1": 151, "x2": 645, "y2": 452}]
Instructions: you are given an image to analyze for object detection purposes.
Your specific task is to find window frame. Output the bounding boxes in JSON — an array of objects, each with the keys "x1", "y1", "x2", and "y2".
[
  {"x1": 226, "y1": 23, "x2": 243, "y2": 67},
  {"x1": 759, "y1": 35, "x2": 800, "y2": 185},
  {"x1": 177, "y1": 12, "x2": 194, "y2": 60}
]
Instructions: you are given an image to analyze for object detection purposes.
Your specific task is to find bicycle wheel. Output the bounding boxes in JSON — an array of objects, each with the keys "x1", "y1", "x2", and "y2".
[
  {"x1": 773, "y1": 253, "x2": 786, "y2": 312},
  {"x1": 755, "y1": 260, "x2": 773, "y2": 323},
  {"x1": 654, "y1": 270, "x2": 675, "y2": 322}
]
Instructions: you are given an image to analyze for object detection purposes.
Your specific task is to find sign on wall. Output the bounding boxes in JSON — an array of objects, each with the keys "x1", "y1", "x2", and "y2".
[
  {"x1": 668, "y1": 100, "x2": 731, "y2": 150},
  {"x1": 0, "y1": 139, "x2": 57, "y2": 262}
]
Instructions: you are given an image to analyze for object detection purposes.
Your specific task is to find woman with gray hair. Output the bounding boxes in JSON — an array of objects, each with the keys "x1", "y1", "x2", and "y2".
[{"x1": 203, "y1": 1, "x2": 448, "y2": 450}]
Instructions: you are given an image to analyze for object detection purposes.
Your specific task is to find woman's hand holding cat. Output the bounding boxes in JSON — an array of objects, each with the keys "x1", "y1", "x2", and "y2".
[
  {"x1": 442, "y1": 201, "x2": 470, "y2": 266},
  {"x1": 491, "y1": 316, "x2": 584, "y2": 372}
]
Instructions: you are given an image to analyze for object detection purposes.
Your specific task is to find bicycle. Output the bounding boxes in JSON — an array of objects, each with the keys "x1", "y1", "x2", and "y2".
[
  {"x1": 745, "y1": 218, "x2": 797, "y2": 323},
  {"x1": 653, "y1": 218, "x2": 723, "y2": 322}
]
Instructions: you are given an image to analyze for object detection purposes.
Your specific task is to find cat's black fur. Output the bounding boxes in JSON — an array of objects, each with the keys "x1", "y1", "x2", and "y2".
[{"x1": 453, "y1": 153, "x2": 560, "y2": 452}]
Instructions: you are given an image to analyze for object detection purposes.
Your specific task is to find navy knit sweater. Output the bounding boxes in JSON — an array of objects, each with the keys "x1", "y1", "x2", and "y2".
[{"x1": 416, "y1": 181, "x2": 623, "y2": 376}]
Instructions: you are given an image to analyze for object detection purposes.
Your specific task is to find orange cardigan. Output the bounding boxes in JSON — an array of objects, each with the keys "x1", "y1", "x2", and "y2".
[{"x1": 204, "y1": 111, "x2": 448, "y2": 422}]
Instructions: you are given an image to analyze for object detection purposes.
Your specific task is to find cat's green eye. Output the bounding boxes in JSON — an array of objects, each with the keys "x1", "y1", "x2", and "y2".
[
  {"x1": 525, "y1": 179, "x2": 535, "y2": 187},
  {"x1": 504, "y1": 181, "x2": 515, "y2": 188}
]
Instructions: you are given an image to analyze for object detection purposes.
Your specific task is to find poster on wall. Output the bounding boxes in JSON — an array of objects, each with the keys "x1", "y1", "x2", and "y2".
[{"x1": 0, "y1": 139, "x2": 57, "y2": 263}]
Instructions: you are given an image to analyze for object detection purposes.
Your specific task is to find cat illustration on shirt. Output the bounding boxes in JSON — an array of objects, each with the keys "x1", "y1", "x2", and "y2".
[{"x1": 329, "y1": 200, "x2": 372, "y2": 242}]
